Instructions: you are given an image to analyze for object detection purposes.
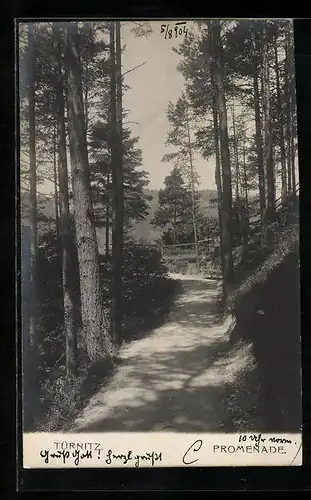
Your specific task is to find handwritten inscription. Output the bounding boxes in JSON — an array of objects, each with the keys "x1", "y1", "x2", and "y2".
[
  {"x1": 36, "y1": 435, "x2": 299, "y2": 467},
  {"x1": 40, "y1": 449, "x2": 93, "y2": 466},
  {"x1": 238, "y1": 434, "x2": 292, "y2": 444},
  {"x1": 181, "y1": 434, "x2": 298, "y2": 465},
  {"x1": 161, "y1": 22, "x2": 188, "y2": 40},
  {"x1": 39, "y1": 446, "x2": 162, "y2": 468},
  {"x1": 182, "y1": 439, "x2": 203, "y2": 465},
  {"x1": 106, "y1": 449, "x2": 162, "y2": 468}
]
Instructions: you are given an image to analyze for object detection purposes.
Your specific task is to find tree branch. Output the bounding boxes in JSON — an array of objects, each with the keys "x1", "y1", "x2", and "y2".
[
  {"x1": 123, "y1": 121, "x2": 139, "y2": 126},
  {"x1": 122, "y1": 61, "x2": 147, "y2": 78}
]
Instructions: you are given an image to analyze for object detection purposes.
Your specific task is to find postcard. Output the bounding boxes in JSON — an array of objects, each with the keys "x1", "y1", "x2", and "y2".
[{"x1": 19, "y1": 19, "x2": 302, "y2": 468}]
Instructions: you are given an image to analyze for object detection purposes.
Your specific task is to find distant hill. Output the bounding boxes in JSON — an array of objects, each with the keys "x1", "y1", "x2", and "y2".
[
  {"x1": 20, "y1": 187, "x2": 218, "y2": 248},
  {"x1": 130, "y1": 188, "x2": 218, "y2": 243}
]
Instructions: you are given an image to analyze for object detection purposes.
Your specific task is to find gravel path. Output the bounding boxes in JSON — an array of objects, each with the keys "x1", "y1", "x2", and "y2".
[{"x1": 71, "y1": 274, "x2": 235, "y2": 432}]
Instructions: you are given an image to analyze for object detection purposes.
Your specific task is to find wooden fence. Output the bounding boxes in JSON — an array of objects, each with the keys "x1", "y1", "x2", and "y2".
[
  {"x1": 134, "y1": 183, "x2": 299, "y2": 260},
  {"x1": 161, "y1": 237, "x2": 220, "y2": 259}
]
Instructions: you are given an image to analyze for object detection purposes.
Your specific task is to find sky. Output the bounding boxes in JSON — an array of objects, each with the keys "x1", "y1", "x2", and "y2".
[
  {"x1": 21, "y1": 20, "x2": 300, "y2": 198},
  {"x1": 26, "y1": 20, "x2": 216, "y2": 197},
  {"x1": 121, "y1": 21, "x2": 216, "y2": 191}
]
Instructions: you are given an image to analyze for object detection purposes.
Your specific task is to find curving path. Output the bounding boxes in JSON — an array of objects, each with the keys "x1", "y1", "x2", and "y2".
[{"x1": 71, "y1": 274, "x2": 237, "y2": 433}]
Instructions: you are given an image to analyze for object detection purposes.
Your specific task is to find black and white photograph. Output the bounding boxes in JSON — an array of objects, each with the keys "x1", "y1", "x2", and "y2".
[{"x1": 19, "y1": 19, "x2": 302, "y2": 467}]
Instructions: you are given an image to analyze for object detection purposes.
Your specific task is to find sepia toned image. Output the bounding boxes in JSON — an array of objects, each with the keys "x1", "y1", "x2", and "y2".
[{"x1": 19, "y1": 19, "x2": 301, "y2": 468}]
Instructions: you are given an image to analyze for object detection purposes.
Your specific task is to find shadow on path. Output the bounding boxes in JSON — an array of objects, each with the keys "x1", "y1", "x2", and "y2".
[{"x1": 72, "y1": 275, "x2": 235, "y2": 433}]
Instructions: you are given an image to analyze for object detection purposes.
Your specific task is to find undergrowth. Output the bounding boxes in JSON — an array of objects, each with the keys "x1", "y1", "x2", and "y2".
[
  {"x1": 38, "y1": 356, "x2": 118, "y2": 432},
  {"x1": 164, "y1": 254, "x2": 222, "y2": 279},
  {"x1": 227, "y1": 224, "x2": 299, "y2": 313},
  {"x1": 26, "y1": 240, "x2": 178, "y2": 432},
  {"x1": 225, "y1": 221, "x2": 301, "y2": 432},
  {"x1": 223, "y1": 340, "x2": 265, "y2": 432}
]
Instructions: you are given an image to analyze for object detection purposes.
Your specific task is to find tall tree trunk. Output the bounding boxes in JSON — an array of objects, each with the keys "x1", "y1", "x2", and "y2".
[
  {"x1": 231, "y1": 102, "x2": 240, "y2": 202},
  {"x1": 22, "y1": 225, "x2": 33, "y2": 430},
  {"x1": 290, "y1": 101, "x2": 297, "y2": 207},
  {"x1": 66, "y1": 22, "x2": 113, "y2": 362},
  {"x1": 284, "y1": 27, "x2": 292, "y2": 197},
  {"x1": 53, "y1": 23, "x2": 78, "y2": 376},
  {"x1": 82, "y1": 22, "x2": 91, "y2": 135},
  {"x1": 24, "y1": 22, "x2": 39, "y2": 432},
  {"x1": 288, "y1": 24, "x2": 297, "y2": 207},
  {"x1": 185, "y1": 108, "x2": 199, "y2": 260},
  {"x1": 252, "y1": 32, "x2": 266, "y2": 218},
  {"x1": 28, "y1": 23, "x2": 38, "y2": 350},
  {"x1": 262, "y1": 25, "x2": 275, "y2": 222},
  {"x1": 53, "y1": 124, "x2": 60, "y2": 241},
  {"x1": 84, "y1": 87, "x2": 89, "y2": 134},
  {"x1": 242, "y1": 140, "x2": 249, "y2": 257},
  {"x1": 173, "y1": 196, "x2": 177, "y2": 245},
  {"x1": 105, "y1": 172, "x2": 110, "y2": 257},
  {"x1": 110, "y1": 21, "x2": 124, "y2": 343},
  {"x1": 274, "y1": 38, "x2": 287, "y2": 204},
  {"x1": 212, "y1": 108, "x2": 225, "y2": 282},
  {"x1": 207, "y1": 26, "x2": 224, "y2": 281},
  {"x1": 231, "y1": 101, "x2": 243, "y2": 245},
  {"x1": 211, "y1": 20, "x2": 233, "y2": 293},
  {"x1": 53, "y1": 122, "x2": 63, "y2": 296}
]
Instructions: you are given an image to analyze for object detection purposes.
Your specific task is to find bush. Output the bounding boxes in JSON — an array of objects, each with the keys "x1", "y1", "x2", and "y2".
[
  {"x1": 228, "y1": 245, "x2": 301, "y2": 431},
  {"x1": 99, "y1": 244, "x2": 171, "y2": 337},
  {"x1": 39, "y1": 356, "x2": 117, "y2": 432},
  {"x1": 28, "y1": 235, "x2": 176, "y2": 430},
  {"x1": 39, "y1": 374, "x2": 84, "y2": 431}
]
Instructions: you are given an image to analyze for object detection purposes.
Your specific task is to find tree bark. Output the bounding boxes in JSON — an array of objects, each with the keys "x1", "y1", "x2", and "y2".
[
  {"x1": 53, "y1": 124, "x2": 60, "y2": 241},
  {"x1": 262, "y1": 25, "x2": 275, "y2": 222},
  {"x1": 105, "y1": 172, "x2": 110, "y2": 257},
  {"x1": 231, "y1": 101, "x2": 243, "y2": 245},
  {"x1": 288, "y1": 24, "x2": 297, "y2": 206},
  {"x1": 231, "y1": 102, "x2": 240, "y2": 201},
  {"x1": 185, "y1": 108, "x2": 199, "y2": 260},
  {"x1": 66, "y1": 22, "x2": 114, "y2": 362},
  {"x1": 110, "y1": 21, "x2": 124, "y2": 343},
  {"x1": 242, "y1": 140, "x2": 249, "y2": 257},
  {"x1": 284, "y1": 27, "x2": 293, "y2": 196},
  {"x1": 53, "y1": 23, "x2": 78, "y2": 376},
  {"x1": 212, "y1": 107, "x2": 225, "y2": 283},
  {"x1": 274, "y1": 38, "x2": 287, "y2": 204},
  {"x1": 206, "y1": 26, "x2": 224, "y2": 282},
  {"x1": 252, "y1": 31, "x2": 266, "y2": 218},
  {"x1": 211, "y1": 20, "x2": 234, "y2": 293},
  {"x1": 27, "y1": 23, "x2": 38, "y2": 350},
  {"x1": 173, "y1": 192, "x2": 177, "y2": 245},
  {"x1": 290, "y1": 96, "x2": 297, "y2": 206},
  {"x1": 84, "y1": 87, "x2": 89, "y2": 134}
]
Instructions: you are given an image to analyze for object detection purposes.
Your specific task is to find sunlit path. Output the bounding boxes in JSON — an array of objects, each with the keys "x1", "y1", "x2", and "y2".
[{"x1": 70, "y1": 274, "x2": 243, "y2": 432}]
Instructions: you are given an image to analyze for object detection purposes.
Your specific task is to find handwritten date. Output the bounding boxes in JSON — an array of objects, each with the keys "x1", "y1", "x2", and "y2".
[{"x1": 161, "y1": 22, "x2": 188, "y2": 40}]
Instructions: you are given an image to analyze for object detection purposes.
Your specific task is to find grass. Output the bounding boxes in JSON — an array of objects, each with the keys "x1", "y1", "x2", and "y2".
[
  {"x1": 227, "y1": 225, "x2": 299, "y2": 313},
  {"x1": 223, "y1": 340, "x2": 264, "y2": 432},
  {"x1": 37, "y1": 354, "x2": 119, "y2": 432},
  {"x1": 224, "y1": 221, "x2": 301, "y2": 433},
  {"x1": 164, "y1": 254, "x2": 222, "y2": 279},
  {"x1": 37, "y1": 275, "x2": 179, "y2": 432}
]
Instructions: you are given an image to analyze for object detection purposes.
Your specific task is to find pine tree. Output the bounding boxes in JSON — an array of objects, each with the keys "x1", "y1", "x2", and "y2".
[
  {"x1": 66, "y1": 21, "x2": 114, "y2": 362},
  {"x1": 52, "y1": 22, "x2": 77, "y2": 376},
  {"x1": 261, "y1": 23, "x2": 275, "y2": 222},
  {"x1": 210, "y1": 20, "x2": 234, "y2": 291},
  {"x1": 27, "y1": 23, "x2": 38, "y2": 349},
  {"x1": 89, "y1": 123, "x2": 150, "y2": 238},
  {"x1": 162, "y1": 95, "x2": 200, "y2": 257},
  {"x1": 152, "y1": 167, "x2": 195, "y2": 245},
  {"x1": 110, "y1": 21, "x2": 124, "y2": 343}
]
